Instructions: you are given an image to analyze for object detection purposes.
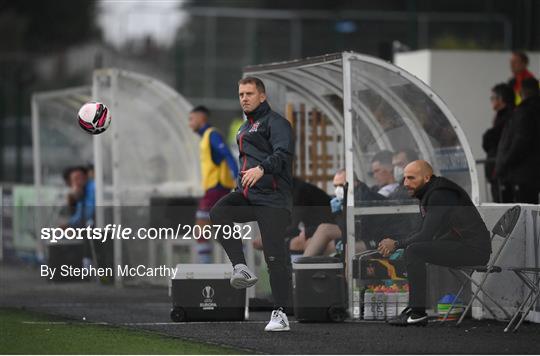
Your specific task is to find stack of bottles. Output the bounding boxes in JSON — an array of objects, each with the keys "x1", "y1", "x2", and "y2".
[{"x1": 362, "y1": 284, "x2": 409, "y2": 320}]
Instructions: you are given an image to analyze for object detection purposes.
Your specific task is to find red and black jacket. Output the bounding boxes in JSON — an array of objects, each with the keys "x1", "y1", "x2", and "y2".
[{"x1": 236, "y1": 100, "x2": 294, "y2": 211}]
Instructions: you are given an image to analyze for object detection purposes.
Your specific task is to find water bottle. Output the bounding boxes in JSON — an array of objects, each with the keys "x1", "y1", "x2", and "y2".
[
  {"x1": 375, "y1": 291, "x2": 386, "y2": 320},
  {"x1": 385, "y1": 291, "x2": 398, "y2": 319},
  {"x1": 362, "y1": 289, "x2": 375, "y2": 320},
  {"x1": 353, "y1": 286, "x2": 361, "y2": 320}
]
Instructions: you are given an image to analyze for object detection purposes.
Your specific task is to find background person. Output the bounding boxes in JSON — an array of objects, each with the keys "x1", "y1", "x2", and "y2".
[
  {"x1": 64, "y1": 166, "x2": 96, "y2": 270},
  {"x1": 508, "y1": 51, "x2": 536, "y2": 105},
  {"x1": 392, "y1": 148, "x2": 419, "y2": 183},
  {"x1": 482, "y1": 83, "x2": 515, "y2": 202},
  {"x1": 369, "y1": 150, "x2": 399, "y2": 197},
  {"x1": 355, "y1": 150, "x2": 399, "y2": 201},
  {"x1": 390, "y1": 148, "x2": 419, "y2": 201},
  {"x1": 188, "y1": 105, "x2": 238, "y2": 263},
  {"x1": 302, "y1": 170, "x2": 347, "y2": 257},
  {"x1": 495, "y1": 77, "x2": 540, "y2": 204},
  {"x1": 253, "y1": 177, "x2": 334, "y2": 262},
  {"x1": 61, "y1": 166, "x2": 78, "y2": 218}
]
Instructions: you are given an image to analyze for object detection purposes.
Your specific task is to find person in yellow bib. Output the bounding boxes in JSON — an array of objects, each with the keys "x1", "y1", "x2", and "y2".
[{"x1": 189, "y1": 106, "x2": 239, "y2": 263}]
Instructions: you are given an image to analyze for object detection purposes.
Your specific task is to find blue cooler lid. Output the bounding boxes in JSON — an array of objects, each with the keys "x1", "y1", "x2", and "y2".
[{"x1": 438, "y1": 294, "x2": 463, "y2": 304}]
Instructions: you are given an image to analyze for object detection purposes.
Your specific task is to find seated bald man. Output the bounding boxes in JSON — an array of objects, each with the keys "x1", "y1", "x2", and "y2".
[{"x1": 378, "y1": 160, "x2": 491, "y2": 326}]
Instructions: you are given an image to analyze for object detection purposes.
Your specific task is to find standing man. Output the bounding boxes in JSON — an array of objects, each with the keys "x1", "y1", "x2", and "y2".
[
  {"x1": 210, "y1": 77, "x2": 294, "y2": 332},
  {"x1": 378, "y1": 161, "x2": 491, "y2": 326},
  {"x1": 189, "y1": 106, "x2": 238, "y2": 263},
  {"x1": 508, "y1": 51, "x2": 536, "y2": 106},
  {"x1": 482, "y1": 83, "x2": 514, "y2": 202},
  {"x1": 495, "y1": 77, "x2": 540, "y2": 204}
]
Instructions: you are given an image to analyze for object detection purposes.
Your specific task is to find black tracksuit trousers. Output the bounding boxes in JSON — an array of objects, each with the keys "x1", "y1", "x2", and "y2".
[
  {"x1": 405, "y1": 239, "x2": 490, "y2": 309},
  {"x1": 210, "y1": 192, "x2": 292, "y2": 309}
]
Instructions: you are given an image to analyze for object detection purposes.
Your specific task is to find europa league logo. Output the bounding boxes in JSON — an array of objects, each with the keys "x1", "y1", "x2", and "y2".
[{"x1": 202, "y1": 286, "x2": 215, "y2": 299}]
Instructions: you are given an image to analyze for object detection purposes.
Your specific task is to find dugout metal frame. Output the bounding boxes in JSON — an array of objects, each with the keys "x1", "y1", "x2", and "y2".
[
  {"x1": 244, "y1": 51, "x2": 479, "y2": 317},
  {"x1": 92, "y1": 69, "x2": 202, "y2": 286},
  {"x1": 31, "y1": 70, "x2": 202, "y2": 287},
  {"x1": 31, "y1": 87, "x2": 95, "y2": 263},
  {"x1": 32, "y1": 86, "x2": 93, "y2": 190}
]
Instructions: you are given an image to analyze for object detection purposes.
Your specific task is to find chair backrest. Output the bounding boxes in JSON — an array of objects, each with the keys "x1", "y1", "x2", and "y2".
[
  {"x1": 488, "y1": 205, "x2": 522, "y2": 267},
  {"x1": 491, "y1": 205, "x2": 521, "y2": 238}
]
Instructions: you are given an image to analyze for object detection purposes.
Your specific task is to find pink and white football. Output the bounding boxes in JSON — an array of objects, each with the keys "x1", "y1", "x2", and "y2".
[{"x1": 77, "y1": 101, "x2": 111, "y2": 135}]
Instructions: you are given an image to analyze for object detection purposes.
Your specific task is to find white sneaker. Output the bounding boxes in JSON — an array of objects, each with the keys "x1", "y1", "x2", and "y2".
[
  {"x1": 230, "y1": 264, "x2": 258, "y2": 289},
  {"x1": 264, "y1": 308, "x2": 290, "y2": 332}
]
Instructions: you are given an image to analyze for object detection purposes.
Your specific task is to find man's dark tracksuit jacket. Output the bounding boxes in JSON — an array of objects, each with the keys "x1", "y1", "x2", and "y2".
[
  {"x1": 395, "y1": 176, "x2": 491, "y2": 256},
  {"x1": 235, "y1": 100, "x2": 294, "y2": 211}
]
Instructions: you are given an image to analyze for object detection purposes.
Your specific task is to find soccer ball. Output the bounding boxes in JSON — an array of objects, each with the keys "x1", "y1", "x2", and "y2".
[{"x1": 77, "y1": 101, "x2": 111, "y2": 135}]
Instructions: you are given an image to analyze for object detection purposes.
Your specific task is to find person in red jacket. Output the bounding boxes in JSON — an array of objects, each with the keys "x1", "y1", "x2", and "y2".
[
  {"x1": 495, "y1": 77, "x2": 540, "y2": 204},
  {"x1": 508, "y1": 51, "x2": 536, "y2": 106}
]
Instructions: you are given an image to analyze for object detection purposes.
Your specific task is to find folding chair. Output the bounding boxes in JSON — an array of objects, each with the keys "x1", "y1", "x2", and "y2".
[
  {"x1": 442, "y1": 205, "x2": 522, "y2": 325},
  {"x1": 503, "y1": 267, "x2": 540, "y2": 332}
]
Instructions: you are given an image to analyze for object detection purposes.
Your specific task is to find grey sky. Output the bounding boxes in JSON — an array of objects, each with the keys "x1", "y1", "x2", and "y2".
[{"x1": 98, "y1": 0, "x2": 187, "y2": 47}]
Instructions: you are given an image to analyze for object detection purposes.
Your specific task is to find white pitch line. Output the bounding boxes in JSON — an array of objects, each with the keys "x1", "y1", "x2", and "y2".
[
  {"x1": 121, "y1": 320, "x2": 300, "y2": 326},
  {"x1": 23, "y1": 320, "x2": 299, "y2": 326},
  {"x1": 22, "y1": 321, "x2": 108, "y2": 325},
  {"x1": 121, "y1": 321, "x2": 268, "y2": 325}
]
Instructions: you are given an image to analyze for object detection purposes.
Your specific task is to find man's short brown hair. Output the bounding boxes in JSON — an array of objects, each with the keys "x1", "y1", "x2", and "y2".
[{"x1": 238, "y1": 76, "x2": 266, "y2": 93}]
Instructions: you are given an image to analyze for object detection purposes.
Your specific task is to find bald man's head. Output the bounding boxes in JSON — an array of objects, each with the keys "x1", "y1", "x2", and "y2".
[
  {"x1": 406, "y1": 160, "x2": 433, "y2": 175},
  {"x1": 403, "y1": 160, "x2": 434, "y2": 197}
]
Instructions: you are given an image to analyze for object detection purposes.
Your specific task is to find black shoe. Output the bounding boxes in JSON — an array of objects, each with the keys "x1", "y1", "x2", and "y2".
[{"x1": 387, "y1": 307, "x2": 428, "y2": 326}]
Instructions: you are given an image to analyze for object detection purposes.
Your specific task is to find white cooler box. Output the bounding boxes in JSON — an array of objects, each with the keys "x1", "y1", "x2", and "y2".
[{"x1": 169, "y1": 264, "x2": 248, "y2": 322}]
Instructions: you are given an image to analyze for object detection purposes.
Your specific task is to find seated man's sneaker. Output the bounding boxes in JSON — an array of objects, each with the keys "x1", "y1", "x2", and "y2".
[
  {"x1": 387, "y1": 307, "x2": 428, "y2": 326},
  {"x1": 230, "y1": 263, "x2": 258, "y2": 289},
  {"x1": 264, "y1": 308, "x2": 290, "y2": 332}
]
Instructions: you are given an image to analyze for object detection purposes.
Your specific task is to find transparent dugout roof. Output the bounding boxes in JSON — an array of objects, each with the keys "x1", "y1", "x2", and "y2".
[
  {"x1": 93, "y1": 69, "x2": 201, "y2": 205},
  {"x1": 244, "y1": 52, "x2": 478, "y2": 204},
  {"x1": 32, "y1": 86, "x2": 93, "y2": 187},
  {"x1": 32, "y1": 70, "x2": 202, "y2": 204}
]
